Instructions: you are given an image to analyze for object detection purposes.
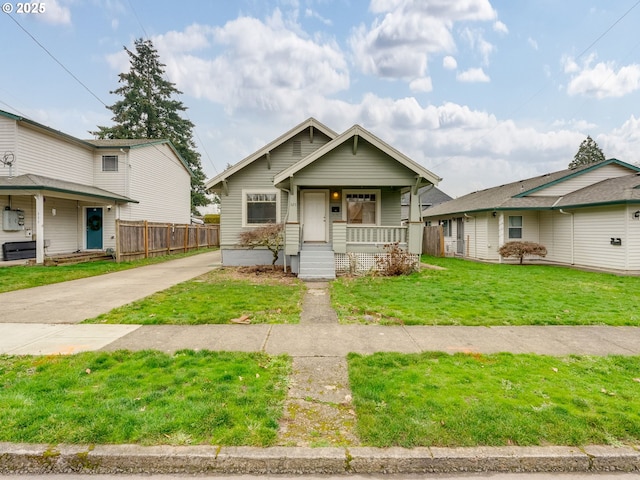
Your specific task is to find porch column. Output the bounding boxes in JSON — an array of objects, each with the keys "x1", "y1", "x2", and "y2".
[
  {"x1": 333, "y1": 221, "x2": 347, "y2": 253},
  {"x1": 409, "y1": 188, "x2": 421, "y2": 222},
  {"x1": 407, "y1": 222, "x2": 423, "y2": 255},
  {"x1": 34, "y1": 194, "x2": 44, "y2": 264},
  {"x1": 288, "y1": 183, "x2": 298, "y2": 222}
]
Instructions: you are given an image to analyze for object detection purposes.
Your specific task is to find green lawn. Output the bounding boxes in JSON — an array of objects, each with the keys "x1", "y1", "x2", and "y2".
[
  {"x1": 0, "y1": 249, "x2": 217, "y2": 293},
  {"x1": 84, "y1": 268, "x2": 305, "y2": 324},
  {"x1": 0, "y1": 350, "x2": 290, "y2": 446},
  {"x1": 348, "y1": 351, "x2": 640, "y2": 448},
  {"x1": 331, "y1": 256, "x2": 640, "y2": 326}
]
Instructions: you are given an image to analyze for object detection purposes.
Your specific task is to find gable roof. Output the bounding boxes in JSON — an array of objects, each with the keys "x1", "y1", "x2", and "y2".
[
  {"x1": 0, "y1": 109, "x2": 192, "y2": 177},
  {"x1": 205, "y1": 117, "x2": 337, "y2": 190},
  {"x1": 424, "y1": 158, "x2": 640, "y2": 217},
  {"x1": 0, "y1": 174, "x2": 138, "y2": 203},
  {"x1": 273, "y1": 124, "x2": 441, "y2": 186}
]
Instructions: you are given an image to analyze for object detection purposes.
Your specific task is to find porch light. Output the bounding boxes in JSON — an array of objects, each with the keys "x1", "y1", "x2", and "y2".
[{"x1": 332, "y1": 191, "x2": 340, "y2": 200}]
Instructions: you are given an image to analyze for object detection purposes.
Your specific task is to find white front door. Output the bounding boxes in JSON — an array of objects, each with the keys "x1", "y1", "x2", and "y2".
[{"x1": 302, "y1": 191, "x2": 327, "y2": 242}]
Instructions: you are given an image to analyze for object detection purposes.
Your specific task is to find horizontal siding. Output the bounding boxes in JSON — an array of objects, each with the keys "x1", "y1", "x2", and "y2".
[
  {"x1": 538, "y1": 211, "x2": 572, "y2": 263},
  {"x1": 0, "y1": 117, "x2": 16, "y2": 178},
  {"x1": 121, "y1": 144, "x2": 191, "y2": 224},
  {"x1": 292, "y1": 139, "x2": 418, "y2": 186},
  {"x1": 574, "y1": 206, "x2": 627, "y2": 269},
  {"x1": 93, "y1": 150, "x2": 127, "y2": 197},
  {"x1": 16, "y1": 124, "x2": 93, "y2": 182},
  {"x1": 0, "y1": 195, "x2": 33, "y2": 259},
  {"x1": 532, "y1": 164, "x2": 633, "y2": 196},
  {"x1": 42, "y1": 197, "x2": 82, "y2": 254},
  {"x1": 220, "y1": 129, "x2": 326, "y2": 246},
  {"x1": 627, "y1": 205, "x2": 640, "y2": 269}
]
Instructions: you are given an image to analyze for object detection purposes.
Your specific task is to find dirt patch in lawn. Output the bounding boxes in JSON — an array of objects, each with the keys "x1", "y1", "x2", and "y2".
[{"x1": 212, "y1": 265, "x2": 300, "y2": 285}]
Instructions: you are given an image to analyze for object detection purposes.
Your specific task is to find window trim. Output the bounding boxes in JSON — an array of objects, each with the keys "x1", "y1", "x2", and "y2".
[
  {"x1": 342, "y1": 189, "x2": 381, "y2": 225},
  {"x1": 441, "y1": 219, "x2": 452, "y2": 237},
  {"x1": 101, "y1": 155, "x2": 118, "y2": 172},
  {"x1": 242, "y1": 189, "x2": 281, "y2": 227},
  {"x1": 508, "y1": 215, "x2": 523, "y2": 239}
]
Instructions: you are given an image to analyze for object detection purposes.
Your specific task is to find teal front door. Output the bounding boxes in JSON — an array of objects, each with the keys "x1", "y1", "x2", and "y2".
[{"x1": 86, "y1": 208, "x2": 103, "y2": 249}]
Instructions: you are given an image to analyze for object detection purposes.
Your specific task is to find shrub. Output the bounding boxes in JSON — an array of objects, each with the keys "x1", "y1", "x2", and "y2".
[
  {"x1": 498, "y1": 241, "x2": 547, "y2": 265},
  {"x1": 375, "y1": 243, "x2": 418, "y2": 276},
  {"x1": 238, "y1": 223, "x2": 284, "y2": 267},
  {"x1": 204, "y1": 214, "x2": 220, "y2": 224}
]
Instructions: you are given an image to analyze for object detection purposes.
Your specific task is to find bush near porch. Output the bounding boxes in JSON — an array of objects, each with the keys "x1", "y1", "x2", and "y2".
[{"x1": 331, "y1": 256, "x2": 640, "y2": 326}]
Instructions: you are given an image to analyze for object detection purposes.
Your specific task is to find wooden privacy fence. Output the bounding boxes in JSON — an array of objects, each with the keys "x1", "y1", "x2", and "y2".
[
  {"x1": 116, "y1": 220, "x2": 219, "y2": 261},
  {"x1": 422, "y1": 225, "x2": 444, "y2": 257}
]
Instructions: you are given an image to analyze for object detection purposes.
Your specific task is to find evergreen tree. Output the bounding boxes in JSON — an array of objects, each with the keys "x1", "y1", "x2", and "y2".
[
  {"x1": 569, "y1": 135, "x2": 606, "y2": 169},
  {"x1": 94, "y1": 38, "x2": 208, "y2": 212}
]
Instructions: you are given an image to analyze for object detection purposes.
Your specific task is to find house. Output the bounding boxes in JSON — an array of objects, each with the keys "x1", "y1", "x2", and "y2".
[
  {"x1": 0, "y1": 110, "x2": 192, "y2": 263},
  {"x1": 422, "y1": 158, "x2": 640, "y2": 273},
  {"x1": 205, "y1": 118, "x2": 441, "y2": 279},
  {"x1": 401, "y1": 184, "x2": 452, "y2": 223}
]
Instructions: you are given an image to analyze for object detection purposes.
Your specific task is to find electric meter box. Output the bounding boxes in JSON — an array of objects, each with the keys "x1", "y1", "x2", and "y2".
[{"x1": 2, "y1": 209, "x2": 25, "y2": 231}]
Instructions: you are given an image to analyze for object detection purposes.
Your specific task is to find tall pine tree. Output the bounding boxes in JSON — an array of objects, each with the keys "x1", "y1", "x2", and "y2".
[
  {"x1": 94, "y1": 39, "x2": 207, "y2": 213},
  {"x1": 568, "y1": 135, "x2": 606, "y2": 169}
]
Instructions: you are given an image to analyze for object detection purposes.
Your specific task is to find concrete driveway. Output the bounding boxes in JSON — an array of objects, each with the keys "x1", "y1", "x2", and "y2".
[{"x1": 0, "y1": 250, "x2": 221, "y2": 324}]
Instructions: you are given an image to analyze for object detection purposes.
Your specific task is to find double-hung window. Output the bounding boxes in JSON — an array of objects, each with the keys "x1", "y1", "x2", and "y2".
[
  {"x1": 441, "y1": 219, "x2": 452, "y2": 237},
  {"x1": 508, "y1": 215, "x2": 523, "y2": 239},
  {"x1": 243, "y1": 190, "x2": 279, "y2": 226}
]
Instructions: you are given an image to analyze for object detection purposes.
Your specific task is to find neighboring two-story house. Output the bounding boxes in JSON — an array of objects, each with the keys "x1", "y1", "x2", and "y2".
[{"x1": 0, "y1": 110, "x2": 192, "y2": 263}]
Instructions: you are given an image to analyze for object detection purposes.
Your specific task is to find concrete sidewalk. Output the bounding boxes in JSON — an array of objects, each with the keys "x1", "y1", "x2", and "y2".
[
  {"x1": 0, "y1": 250, "x2": 221, "y2": 324},
  {"x1": 2, "y1": 323, "x2": 640, "y2": 356}
]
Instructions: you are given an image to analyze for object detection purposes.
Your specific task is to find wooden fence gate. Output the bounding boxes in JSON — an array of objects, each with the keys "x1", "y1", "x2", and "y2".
[
  {"x1": 116, "y1": 220, "x2": 220, "y2": 262},
  {"x1": 422, "y1": 225, "x2": 444, "y2": 257}
]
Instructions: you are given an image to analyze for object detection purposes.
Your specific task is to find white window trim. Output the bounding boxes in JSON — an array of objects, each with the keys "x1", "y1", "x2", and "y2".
[
  {"x1": 508, "y1": 215, "x2": 523, "y2": 239},
  {"x1": 342, "y1": 189, "x2": 381, "y2": 225},
  {"x1": 242, "y1": 189, "x2": 281, "y2": 227},
  {"x1": 101, "y1": 155, "x2": 119, "y2": 172}
]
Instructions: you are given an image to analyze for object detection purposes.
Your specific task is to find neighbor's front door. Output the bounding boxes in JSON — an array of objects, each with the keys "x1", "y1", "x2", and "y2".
[
  {"x1": 86, "y1": 207, "x2": 103, "y2": 250},
  {"x1": 302, "y1": 191, "x2": 327, "y2": 242}
]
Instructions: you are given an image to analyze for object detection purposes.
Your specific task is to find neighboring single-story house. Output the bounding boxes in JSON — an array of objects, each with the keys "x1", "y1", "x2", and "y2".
[
  {"x1": 0, "y1": 110, "x2": 192, "y2": 263},
  {"x1": 205, "y1": 117, "x2": 441, "y2": 279},
  {"x1": 401, "y1": 184, "x2": 452, "y2": 223},
  {"x1": 423, "y1": 158, "x2": 640, "y2": 273}
]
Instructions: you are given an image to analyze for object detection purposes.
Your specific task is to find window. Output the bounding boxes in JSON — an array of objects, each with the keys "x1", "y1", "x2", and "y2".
[
  {"x1": 508, "y1": 215, "x2": 523, "y2": 239},
  {"x1": 346, "y1": 192, "x2": 378, "y2": 224},
  {"x1": 244, "y1": 191, "x2": 279, "y2": 225},
  {"x1": 441, "y1": 219, "x2": 452, "y2": 237},
  {"x1": 102, "y1": 155, "x2": 118, "y2": 172}
]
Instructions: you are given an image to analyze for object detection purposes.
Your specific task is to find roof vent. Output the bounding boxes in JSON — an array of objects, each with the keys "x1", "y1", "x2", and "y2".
[{"x1": 293, "y1": 140, "x2": 302, "y2": 157}]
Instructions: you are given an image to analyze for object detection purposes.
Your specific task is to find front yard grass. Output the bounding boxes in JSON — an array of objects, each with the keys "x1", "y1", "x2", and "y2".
[
  {"x1": 84, "y1": 268, "x2": 305, "y2": 324},
  {"x1": 0, "y1": 248, "x2": 218, "y2": 294},
  {"x1": 332, "y1": 256, "x2": 640, "y2": 325},
  {"x1": 348, "y1": 351, "x2": 640, "y2": 448},
  {"x1": 0, "y1": 350, "x2": 290, "y2": 446}
]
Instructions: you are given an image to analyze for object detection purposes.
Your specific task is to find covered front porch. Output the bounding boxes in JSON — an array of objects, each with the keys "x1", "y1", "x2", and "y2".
[{"x1": 0, "y1": 174, "x2": 137, "y2": 264}]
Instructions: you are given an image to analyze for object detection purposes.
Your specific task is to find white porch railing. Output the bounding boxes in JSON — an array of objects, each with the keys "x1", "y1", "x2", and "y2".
[{"x1": 346, "y1": 225, "x2": 407, "y2": 245}]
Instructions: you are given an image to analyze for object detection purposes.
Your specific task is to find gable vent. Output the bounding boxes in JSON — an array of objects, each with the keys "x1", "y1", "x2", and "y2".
[{"x1": 293, "y1": 140, "x2": 302, "y2": 156}]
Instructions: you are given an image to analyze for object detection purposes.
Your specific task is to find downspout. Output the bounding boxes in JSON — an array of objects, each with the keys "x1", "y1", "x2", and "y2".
[
  {"x1": 463, "y1": 213, "x2": 476, "y2": 258},
  {"x1": 558, "y1": 207, "x2": 574, "y2": 265}
]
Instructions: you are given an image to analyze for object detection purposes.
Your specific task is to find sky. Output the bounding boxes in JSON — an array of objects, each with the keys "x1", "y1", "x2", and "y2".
[{"x1": 2, "y1": 0, "x2": 640, "y2": 198}]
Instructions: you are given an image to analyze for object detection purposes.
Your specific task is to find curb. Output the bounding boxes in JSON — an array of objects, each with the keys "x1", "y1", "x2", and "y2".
[{"x1": 1, "y1": 443, "x2": 638, "y2": 475}]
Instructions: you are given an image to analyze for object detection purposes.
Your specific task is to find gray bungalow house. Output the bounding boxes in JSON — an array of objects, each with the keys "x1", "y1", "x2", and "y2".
[
  {"x1": 423, "y1": 158, "x2": 640, "y2": 274},
  {"x1": 205, "y1": 118, "x2": 441, "y2": 279}
]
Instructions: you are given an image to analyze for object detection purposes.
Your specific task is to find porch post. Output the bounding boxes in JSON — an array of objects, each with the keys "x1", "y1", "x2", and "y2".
[
  {"x1": 288, "y1": 183, "x2": 298, "y2": 222},
  {"x1": 333, "y1": 221, "x2": 347, "y2": 253},
  {"x1": 34, "y1": 194, "x2": 44, "y2": 264},
  {"x1": 409, "y1": 188, "x2": 421, "y2": 222}
]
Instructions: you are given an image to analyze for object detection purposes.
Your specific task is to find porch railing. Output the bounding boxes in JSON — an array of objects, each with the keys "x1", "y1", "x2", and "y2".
[{"x1": 346, "y1": 225, "x2": 408, "y2": 245}]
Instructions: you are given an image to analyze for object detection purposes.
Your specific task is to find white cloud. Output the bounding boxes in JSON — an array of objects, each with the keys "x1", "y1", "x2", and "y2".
[
  {"x1": 349, "y1": 0, "x2": 496, "y2": 79},
  {"x1": 443, "y1": 55, "x2": 457, "y2": 70},
  {"x1": 599, "y1": 115, "x2": 640, "y2": 164},
  {"x1": 456, "y1": 68, "x2": 490, "y2": 82},
  {"x1": 136, "y1": 12, "x2": 348, "y2": 114},
  {"x1": 565, "y1": 56, "x2": 640, "y2": 99},
  {"x1": 460, "y1": 27, "x2": 494, "y2": 65},
  {"x1": 40, "y1": 0, "x2": 71, "y2": 25},
  {"x1": 409, "y1": 77, "x2": 433, "y2": 93},
  {"x1": 305, "y1": 8, "x2": 332, "y2": 26},
  {"x1": 493, "y1": 20, "x2": 508, "y2": 34},
  {"x1": 528, "y1": 37, "x2": 538, "y2": 50}
]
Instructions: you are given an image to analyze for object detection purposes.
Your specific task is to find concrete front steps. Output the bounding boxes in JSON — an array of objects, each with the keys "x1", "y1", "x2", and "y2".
[{"x1": 298, "y1": 243, "x2": 336, "y2": 281}]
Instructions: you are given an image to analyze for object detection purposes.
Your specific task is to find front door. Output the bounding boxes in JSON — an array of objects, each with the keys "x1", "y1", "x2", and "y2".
[
  {"x1": 86, "y1": 207, "x2": 103, "y2": 250},
  {"x1": 302, "y1": 191, "x2": 327, "y2": 242}
]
